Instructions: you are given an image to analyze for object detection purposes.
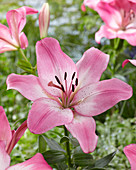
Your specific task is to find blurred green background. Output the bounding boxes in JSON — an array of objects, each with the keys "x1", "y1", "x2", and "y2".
[{"x1": 0, "y1": 0, "x2": 136, "y2": 169}]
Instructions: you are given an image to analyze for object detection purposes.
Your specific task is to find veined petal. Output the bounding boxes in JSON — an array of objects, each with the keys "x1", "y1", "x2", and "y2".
[
  {"x1": 0, "y1": 106, "x2": 12, "y2": 151},
  {"x1": 122, "y1": 59, "x2": 136, "y2": 67},
  {"x1": 117, "y1": 31, "x2": 136, "y2": 46},
  {"x1": 96, "y1": 2, "x2": 122, "y2": 29},
  {"x1": 123, "y1": 144, "x2": 136, "y2": 170},
  {"x1": 73, "y1": 78, "x2": 132, "y2": 117},
  {"x1": 19, "y1": 6, "x2": 38, "y2": 15},
  {"x1": 6, "y1": 73, "x2": 47, "y2": 101},
  {"x1": 95, "y1": 25, "x2": 117, "y2": 44},
  {"x1": 76, "y1": 47, "x2": 109, "y2": 87},
  {"x1": 28, "y1": 98, "x2": 73, "y2": 134},
  {"x1": 7, "y1": 121, "x2": 27, "y2": 155},
  {"x1": 36, "y1": 38, "x2": 77, "y2": 96},
  {"x1": 0, "y1": 141, "x2": 10, "y2": 169},
  {"x1": 65, "y1": 114, "x2": 98, "y2": 153},
  {"x1": 19, "y1": 32, "x2": 28, "y2": 49},
  {"x1": 8, "y1": 153, "x2": 52, "y2": 170}
]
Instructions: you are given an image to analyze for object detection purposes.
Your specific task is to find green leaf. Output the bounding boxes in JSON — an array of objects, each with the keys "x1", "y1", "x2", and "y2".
[
  {"x1": 73, "y1": 146, "x2": 94, "y2": 167},
  {"x1": 41, "y1": 135, "x2": 65, "y2": 152},
  {"x1": 38, "y1": 135, "x2": 47, "y2": 153},
  {"x1": 94, "y1": 151, "x2": 116, "y2": 168},
  {"x1": 42, "y1": 149, "x2": 66, "y2": 164},
  {"x1": 60, "y1": 136, "x2": 69, "y2": 144}
]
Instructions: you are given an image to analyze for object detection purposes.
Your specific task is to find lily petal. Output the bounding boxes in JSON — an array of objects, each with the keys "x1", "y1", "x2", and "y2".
[
  {"x1": 36, "y1": 37, "x2": 77, "y2": 96},
  {"x1": 28, "y1": 98, "x2": 73, "y2": 134},
  {"x1": 7, "y1": 121, "x2": 27, "y2": 155},
  {"x1": 76, "y1": 47, "x2": 109, "y2": 87},
  {"x1": 123, "y1": 144, "x2": 136, "y2": 170},
  {"x1": 73, "y1": 78, "x2": 132, "y2": 116},
  {"x1": 0, "y1": 141, "x2": 10, "y2": 170},
  {"x1": 122, "y1": 59, "x2": 136, "y2": 67},
  {"x1": 6, "y1": 73, "x2": 47, "y2": 101},
  {"x1": 8, "y1": 153, "x2": 52, "y2": 170},
  {"x1": 19, "y1": 32, "x2": 28, "y2": 49},
  {"x1": 65, "y1": 114, "x2": 98, "y2": 153},
  {"x1": 0, "y1": 106, "x2": 12, "y2": 151},
  {"x1": 95, "y1": 25, "x2": 117, "y2": 44}
]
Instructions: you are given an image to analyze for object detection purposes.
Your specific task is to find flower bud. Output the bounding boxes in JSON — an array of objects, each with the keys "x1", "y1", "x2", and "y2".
[{"x1": 39, "y1": 3, "x2": 50, "y2": 39}]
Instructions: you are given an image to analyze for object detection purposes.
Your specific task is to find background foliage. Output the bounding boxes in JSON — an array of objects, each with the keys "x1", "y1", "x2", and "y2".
[{"x1": 0, "y1": 0, "x2": 136, "y2": 169}]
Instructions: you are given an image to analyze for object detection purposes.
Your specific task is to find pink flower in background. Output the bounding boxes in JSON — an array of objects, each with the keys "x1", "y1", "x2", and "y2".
[
  {"x1": 122, "y1": 59, "x2": 136, "y2": 67},
  {"x1": 39, "y1": 3, "x2": 50, "y2": 39},
  {"x1": 81, "y1": 0, "x2": 113, "y2": 11},
  {"x1": 0, "y1": 106, "x2": 27, "y2": 155},
  {"x1": 94, "y1": 0, "x2": 136, "y2": 45},
  {"x1": 7, "y1": 37, "x2": 132, "y2": 153},
  {"x1": 0, "y1": 6, "x2": 38, "y2": 53},
  {"x1": 123, "y1": 144, "x2": 136, "y2": 170}
]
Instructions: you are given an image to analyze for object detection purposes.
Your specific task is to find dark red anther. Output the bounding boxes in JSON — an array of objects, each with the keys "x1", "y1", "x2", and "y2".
[
  {"x1": 64, "y1": 72, "x2": 67, "y2": 80},
  {"x1": 55, "y1": 76, "x2": 61, "y2": 84},
  {"x1": 72, "y1": 72, "x2": 76, "y2": 80},
  {"x1": 75, "y1": 78, "x2": 78, "y2": 86},
  {"x1": 61, "y1": 84, "x2": 65, "y2": 92},
  {"x1": 72, "y1": 84, "x2": 75, "y2": 92}
]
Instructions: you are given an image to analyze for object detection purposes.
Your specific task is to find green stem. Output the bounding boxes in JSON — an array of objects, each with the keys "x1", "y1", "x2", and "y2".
[
  {"x1": 19, "y1": 48, "x2": 29, "y2": 62},
  {"x1": 64, "y1": 126, "x2": 72, "y2": 169}
]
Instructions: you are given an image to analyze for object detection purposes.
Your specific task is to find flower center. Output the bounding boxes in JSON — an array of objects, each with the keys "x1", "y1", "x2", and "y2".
[
  {"x1": 48, "y1": 72, "x2": 78, "y2": 108},
  {"x1": 121, "y1": 9, "x2": 136, "y2": 30}
]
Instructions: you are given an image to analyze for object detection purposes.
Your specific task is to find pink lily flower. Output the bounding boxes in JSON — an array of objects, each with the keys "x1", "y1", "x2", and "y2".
[
  {"x1": 93, "y1": 0, "x2": 136, "y2": 46},
  {"x1": 123, "y1": 144, "x2": 136, "y2": 170},
  {"x1": 39, "y1": 3, "x2": 50, "y2": 39},
  {"x1": 7, "y1": 37, "x2": 132, "y2": 153},
  {"x1": 0, "y1": 6, "x2": 38, "y2": 53},
  {"x1": 122, "y1": 59, "x2": 136, "y2": 67},
  {"x1": 0, "y1": 142, "x2": 52, "y2": 170},
  {"x1": 0, "y1": 106, "x2": 27, "y2": 155}
]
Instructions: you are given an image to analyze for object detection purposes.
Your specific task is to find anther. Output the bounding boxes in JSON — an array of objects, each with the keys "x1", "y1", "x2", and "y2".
[
  {"x1": 61, "y1": 84, "x2": 65, "y2": 92},
  {"x1": 72, "y1": 84, "x2": 75, "y2": 92},
  {"x1": 64, "y1": 72, "x2": 67, "y2": 80},
  {"x1": 72, "y1": 72, "x2": 76, "y2": 80},
  {"x1": 75, "y1": 78, "x2": 78, "y2": 86},
  {"x1": 55, "y1": 76, "x2": 61, "y2": 84}
]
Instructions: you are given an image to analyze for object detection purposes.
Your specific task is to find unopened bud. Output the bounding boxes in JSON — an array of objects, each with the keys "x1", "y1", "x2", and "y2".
[{"x1": 39, "y1": 3, "x2": 50, "y2": 39}]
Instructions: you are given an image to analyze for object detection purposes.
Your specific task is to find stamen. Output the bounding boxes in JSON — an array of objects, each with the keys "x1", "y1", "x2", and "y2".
[
  {"x1": 64, "y1": 72, "x2": 67, "y2": 80},
  {"x1": 72, "y1": 72, "x2": 76, "y2": 80},
  {"x1": 48, "y1": 81, "x2": 62, "y2": 90},
  {"x1": 72, "y1": 84, "x2": 75, "y2": 92},
  {"x1": 75, "y1": 78, "x2": 78, "y2": 86},
  {"x1": 55, "y1": 76, "x2": 61, "y2": 84},
  {"x1": 61, "y1": 84, "x2": 65, "y2": 92}
]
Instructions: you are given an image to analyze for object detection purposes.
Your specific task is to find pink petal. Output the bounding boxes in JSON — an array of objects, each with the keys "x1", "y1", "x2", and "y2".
[
  {"x1": 73, "y1": 78, "x2": 132, "y2": 117},
  {"x1": 117, "y1": 31, "x2": 136, "y2": 46},
  {"x1": 0, "y1": 106, "x2": 12, "y2": 151},
  {"x1": 96, "y1": 2, "x2": 122, "y2": 29},
  {"x1": 20, "y1": 6, "x2": 38, "y2": 15},
  {"x1": 81, "y1": 4, "x2": 86, "y2": 11},
  {"x1": 122, "y1": 59, "x2": 136, "y2": 67},
  {"x1": 36, "y1": 37, "x2": 77, "y2": 97},
  {"x1": 6, "y1": 9, "x2": 25, "y2": 46},
  {"x1": 82, "y1": 0, "x2": 100, "y2": 10},
  {"x1": 65, "y1": 114, "x2": 98, "y2": 153},
  {"x1": 76, "y1": 47, "x2": 109, "y2": 87},
  {"x1": 8, "y1": 153, "x2": 52, "y2": 170},
  {"x1": 123, "y1": 144, "x2": 136, "y2": 170},
  {"x1": 95, "y1": 25, "x2": 117, "y2": 44},
  {"x1": 28, "y1": 98, "x2": 73, "y2": 134},
  {"x1": 6, "y1": 73, "x2": 47, "y2": 101},
  {"x1": 0, "y1": 141, "x2": 10, "y2": 169},
  {"x1": 0, "y1": 23, "x2": 18, "y2": 52},
  {"x1": 19, "y1": 32, "x2": 28, "y2": 49},
  {"x1": 7, "y1": 121, "x2": 27, "y2": 155}
]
